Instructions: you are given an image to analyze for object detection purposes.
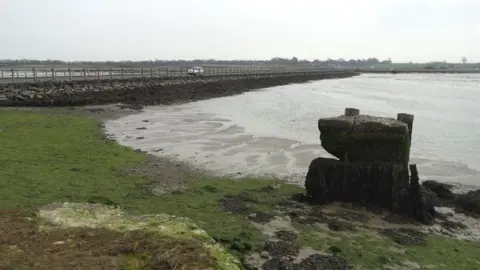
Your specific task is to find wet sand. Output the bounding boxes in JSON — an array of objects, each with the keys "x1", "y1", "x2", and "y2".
[{"x1": 105, "y1": 105, "x2": 322, "y2": 184}]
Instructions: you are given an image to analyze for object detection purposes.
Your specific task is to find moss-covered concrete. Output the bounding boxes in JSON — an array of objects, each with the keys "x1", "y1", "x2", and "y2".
[
  {"x1": 38, "y1": 203, "x2": 241, "y2": 270},
  {"x1": 320, "y1": 131, "x2": 410, "y2": 163},
  {"x1": 318, "y1": 115, "x2": 410, "y2": 163}
]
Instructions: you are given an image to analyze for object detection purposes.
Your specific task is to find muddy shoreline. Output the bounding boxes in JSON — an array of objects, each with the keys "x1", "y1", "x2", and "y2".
[
  {"x1": 9, "y1": 104, "x2": 478, "y2": 242},
  {"x1": 3, "y1": 105, "x2": 480, "y2": 269}
]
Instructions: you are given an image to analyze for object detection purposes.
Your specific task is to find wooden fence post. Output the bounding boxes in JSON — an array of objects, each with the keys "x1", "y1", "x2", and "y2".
[
  {"x1": 150, "y1": 68, "x2": 153, "y2": 78},
  {"x1": 121, "y1": 68, "x2": 124, "y2": 79},
  {"x1": 397, "y1": 113, "x2": 414, "y2": 141},
  {"x1": 397, "y1": 113, "x2": 415, "y2": 165},
  {"x1": 166, "y1": 68, "x2": 169, "y2": 77},
  {"x1": 32, "y1": 68, "x2": 36, "y2": 82},
  {"x1": 96, "y1": 68, "x2": 100, "y2": 80},
  {"x1": 141, "y1": 68, "x2": 144, "y2": 78},
  {"x1": 109, "y1": 68, "x2": 113, "y2": 80},
  {"x1": 11, "y1": 69, "x2": 15, "y2": 82},
  {"x1": 83, "y1": 68, "x2": 86, "y2": 80},
  {"x1": 345, "y1": 108, "x2": 360, "y2": 116},
  {"x1": 68, "y1": 68, "x2": 72, "y2": 80}
]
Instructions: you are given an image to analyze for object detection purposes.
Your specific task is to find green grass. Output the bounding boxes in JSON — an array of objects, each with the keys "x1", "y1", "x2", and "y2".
[
  {"x1": 1, "y1": 110, "x2": 480, "y2": 269},
  {"x1": 296, "y1": 224, "x2": 480, "y2": 269},
  {"x1": 0, "y1": 111, "x2": 148, "y2": 210},
  {"x1": 0, "y1": 110, "x2": 296, "y2": 254}
]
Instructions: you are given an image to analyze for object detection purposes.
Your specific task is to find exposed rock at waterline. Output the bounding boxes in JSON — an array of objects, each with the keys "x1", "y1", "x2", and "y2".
[
  {"x1": 420, "y1": 186, "x2": 442, "y2": 206},
  {"x1": 422, "y1": 180, "x2": 454, "y2": 199},
  {"x1": 454, "y1": 189, "x2": 480, "y2": 216}
]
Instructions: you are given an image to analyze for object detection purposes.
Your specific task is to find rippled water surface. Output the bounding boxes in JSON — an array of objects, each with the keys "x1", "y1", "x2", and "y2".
[{"x1": 106, "y1": 74, "x2": 480, "y2": 187}]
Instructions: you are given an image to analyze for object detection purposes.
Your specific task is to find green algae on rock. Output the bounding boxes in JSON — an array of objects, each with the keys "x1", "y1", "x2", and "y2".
[
  {"x1": 38, "y1": 202, "x2": 241, "y2": 270},
  {"x1": 318, "y1": 114, "x2": 410, "y2": 164}
]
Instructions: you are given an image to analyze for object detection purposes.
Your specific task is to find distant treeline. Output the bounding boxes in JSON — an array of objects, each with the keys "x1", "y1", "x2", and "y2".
[
  {"x1": 0, "y1": 57, "x2": 478, "y2": 68},
  {"x1": 0, "y1": 57, "x2": 392, "y2": 67}
]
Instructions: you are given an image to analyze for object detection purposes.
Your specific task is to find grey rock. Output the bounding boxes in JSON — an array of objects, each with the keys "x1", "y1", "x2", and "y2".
[
  {"x1": 422, "y1": 180, "x2": 454, "y2": 199},
  {"x1": 454, "y1": 189, "x2": 480, "y2": 216}
]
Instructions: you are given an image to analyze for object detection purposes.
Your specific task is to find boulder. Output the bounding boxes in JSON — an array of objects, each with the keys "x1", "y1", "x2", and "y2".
[
  {"x1": 305, "y1": 157, "x2": 409, "y2": 210},
  {"x1": 454, "y1": 189, "x2": 480, "y2": 216},
  {"x1": 421, "y1": 186, "x2": 441, "y2": 206},
  {"x1": 38, "y1": 202, "x2": 241, "y2": 270},
  {"x1": 318, "y1": 115, "x2": 410, "y2": 163},
  {"x1": 422, "y1": 180, "x2": 454, "y2": 199}
]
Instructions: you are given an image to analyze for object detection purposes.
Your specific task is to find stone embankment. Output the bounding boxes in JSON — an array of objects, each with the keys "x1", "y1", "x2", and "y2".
[{"x1": 0, "y1": 72, "x2": 357, "y2": 107}]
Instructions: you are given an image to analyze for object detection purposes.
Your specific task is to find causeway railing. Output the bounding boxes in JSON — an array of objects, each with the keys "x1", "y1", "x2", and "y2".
[{"x1": 0, "y1": 66, "x2": 339, "y2": 83}]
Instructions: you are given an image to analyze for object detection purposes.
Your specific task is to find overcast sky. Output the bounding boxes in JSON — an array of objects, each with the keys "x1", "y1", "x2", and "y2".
[{"x1": 2, "y1": 0, "x2": 479, "y2": 62}]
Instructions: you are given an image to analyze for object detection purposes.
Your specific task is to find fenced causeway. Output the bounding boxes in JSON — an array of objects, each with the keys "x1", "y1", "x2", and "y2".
[{"x1": 0, "y1": 66, "x2": 335, "y2": 83}]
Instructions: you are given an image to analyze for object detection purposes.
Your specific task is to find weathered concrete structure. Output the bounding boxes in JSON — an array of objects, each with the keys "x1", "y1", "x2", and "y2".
[
  {"x1": 317, "y1": 114, "x2": 410, "y2": 164},
  {"x1": 306, "y1": 108, "x2": 435, "y2": 224}
]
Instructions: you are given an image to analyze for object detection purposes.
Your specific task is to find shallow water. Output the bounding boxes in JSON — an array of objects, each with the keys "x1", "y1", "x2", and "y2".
[{"x1": 105, "y1": 74, "x2": 480, "y2": 187}]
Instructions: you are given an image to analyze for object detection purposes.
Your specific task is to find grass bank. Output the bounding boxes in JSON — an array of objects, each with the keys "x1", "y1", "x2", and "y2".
[{"x1": 1, "y1": 110, "x2": 479, "y2": 269}]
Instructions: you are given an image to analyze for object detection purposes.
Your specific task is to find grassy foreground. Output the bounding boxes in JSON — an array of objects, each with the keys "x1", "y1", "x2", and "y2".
[{"x1": 1, "y1": 110, "x2": 480, "y2": 269}]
